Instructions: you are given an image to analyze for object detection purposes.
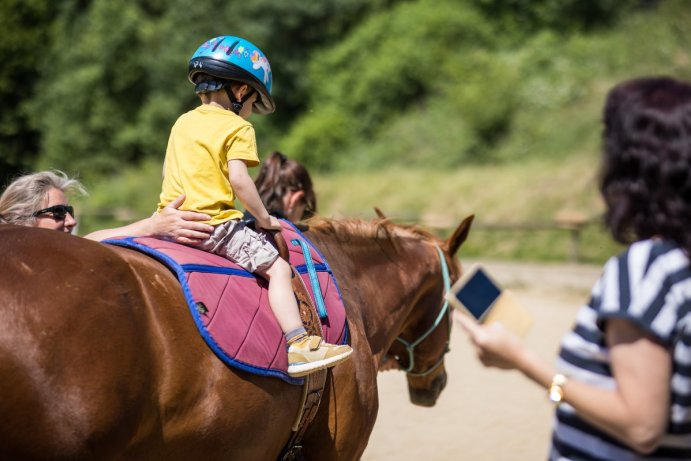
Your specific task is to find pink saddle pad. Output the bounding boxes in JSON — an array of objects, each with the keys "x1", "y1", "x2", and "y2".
[{"x1": 104, "y1": 220, "x2": 348, "y2": 384}]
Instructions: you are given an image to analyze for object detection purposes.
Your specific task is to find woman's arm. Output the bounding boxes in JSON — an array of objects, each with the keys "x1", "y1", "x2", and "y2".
[
  {"x1": 84, "y1": 195, "x2": 213, "y2": 244},
  {"x1": 455, "y1": 313, "x2": 671, "y2": 453}
]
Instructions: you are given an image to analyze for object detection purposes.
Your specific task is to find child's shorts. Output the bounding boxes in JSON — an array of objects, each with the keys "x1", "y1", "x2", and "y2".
[{"x1": 195, "y1": 220, "x2": 279, "y2": 273}]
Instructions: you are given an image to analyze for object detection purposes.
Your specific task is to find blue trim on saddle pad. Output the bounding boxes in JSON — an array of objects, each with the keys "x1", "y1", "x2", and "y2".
[
  {"x1": 180, "y1": 264, "x2": 255, "y2": 277},
  {"x1": 103, "y1": 237, "x2": 304, "y2": 385}
]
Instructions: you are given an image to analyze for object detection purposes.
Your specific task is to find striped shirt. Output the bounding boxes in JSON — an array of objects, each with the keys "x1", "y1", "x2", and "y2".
[{"x1": 550, "y1": 239, "x2": 691, "y2": 461}]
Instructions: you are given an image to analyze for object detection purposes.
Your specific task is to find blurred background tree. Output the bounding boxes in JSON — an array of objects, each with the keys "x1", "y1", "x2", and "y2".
[
  {"x1": 23, "y1": 0, "x2": 396, "y2": 180},
  {"x1": 472, "y1": 0, "x2": 646, "y2": 35},
  {"x1": 0, "y1": 0, "x2": 58, "y2": 185},
  {"x1": 3, "y1": 0, "x2": 654, "y2": 182}
]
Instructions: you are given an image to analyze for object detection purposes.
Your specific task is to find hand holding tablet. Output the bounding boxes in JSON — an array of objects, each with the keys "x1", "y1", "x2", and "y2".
[{"x1": 445, "y1": 264, "x2": 533, "y2": 337}]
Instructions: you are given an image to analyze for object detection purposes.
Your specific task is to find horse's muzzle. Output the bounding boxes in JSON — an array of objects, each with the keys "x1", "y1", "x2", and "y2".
[{"x1": 407, "y1": 369, "x2": 447, "y2": 407}]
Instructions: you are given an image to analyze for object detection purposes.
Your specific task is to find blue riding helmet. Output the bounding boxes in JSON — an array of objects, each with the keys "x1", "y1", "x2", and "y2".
[{"x1": 188, "y1": 35, "x2": 275, "y2": 114}]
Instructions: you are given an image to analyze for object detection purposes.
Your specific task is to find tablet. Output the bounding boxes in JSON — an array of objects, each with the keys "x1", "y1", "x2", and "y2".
[{"x1": 446, "y1": 264, "x2": 533, "y2": 337}]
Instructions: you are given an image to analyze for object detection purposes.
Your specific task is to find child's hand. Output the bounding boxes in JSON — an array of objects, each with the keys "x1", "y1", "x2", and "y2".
[{"x1": 256, "y1": 215, "x2": 282, "y2": 231}]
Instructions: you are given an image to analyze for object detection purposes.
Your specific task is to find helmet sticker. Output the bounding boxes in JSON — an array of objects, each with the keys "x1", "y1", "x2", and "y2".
[{"x1": 250, "y1": 51, "x2": 271, "y2": 85}]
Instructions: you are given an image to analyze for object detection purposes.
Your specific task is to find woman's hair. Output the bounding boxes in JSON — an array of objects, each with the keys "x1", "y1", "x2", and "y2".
[
  {"x1": 0, "y1": 170, "x2": 86, "y2": 226},
  {"x1": 254, "y1": 151, "x2": 316, "y2": 219},
  {"x1": 600, "y1": 76, "x2": 691, "y2": 254}
]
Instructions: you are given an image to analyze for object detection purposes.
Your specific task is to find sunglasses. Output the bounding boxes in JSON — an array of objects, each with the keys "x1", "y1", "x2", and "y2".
[{"x1": 32, "y1": 204, "x2": 75, "y2": 221}]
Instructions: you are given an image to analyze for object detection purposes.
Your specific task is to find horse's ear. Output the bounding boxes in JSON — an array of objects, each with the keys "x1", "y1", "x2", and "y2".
[
  {"x1": 443, "y1": 214, "x2": 474, "y2": 257},
  {"x1": 374, "y1": 207, "x2": 387, "y2": 219}
]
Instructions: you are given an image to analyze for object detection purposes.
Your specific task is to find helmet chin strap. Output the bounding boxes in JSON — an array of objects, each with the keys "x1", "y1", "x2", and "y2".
[{"x1": 225, "y1": 86, "x2": 256, "y2": 115}]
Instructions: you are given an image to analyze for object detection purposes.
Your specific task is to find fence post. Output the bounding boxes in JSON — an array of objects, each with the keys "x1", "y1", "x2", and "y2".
[{"x1": 553, "y1": 211, "x2": 588, "y2": 263}]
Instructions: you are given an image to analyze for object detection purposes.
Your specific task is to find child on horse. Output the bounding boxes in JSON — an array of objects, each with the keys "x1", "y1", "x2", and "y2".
[{"x1": 157, "y1": 35, "x2": 352, "y2": 377}]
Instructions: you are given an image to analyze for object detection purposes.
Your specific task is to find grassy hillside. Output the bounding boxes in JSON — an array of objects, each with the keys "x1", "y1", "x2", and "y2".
[
  {"x1": 312, "y1": 152, "x2": 621, "y2": 264},
  {"x1": 76, "y1": 152, "x2": 621, "y2": 264}
]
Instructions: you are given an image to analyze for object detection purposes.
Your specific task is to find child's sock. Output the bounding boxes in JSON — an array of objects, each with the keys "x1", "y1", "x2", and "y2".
[{"x1": 286, "y1": 326, "x2": 308, "y2": 345}]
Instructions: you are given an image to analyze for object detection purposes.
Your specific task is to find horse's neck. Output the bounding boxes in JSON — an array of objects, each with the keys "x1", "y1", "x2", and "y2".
[{"x1": 306, "y1": 223, "x2": 435, "y2": 358}]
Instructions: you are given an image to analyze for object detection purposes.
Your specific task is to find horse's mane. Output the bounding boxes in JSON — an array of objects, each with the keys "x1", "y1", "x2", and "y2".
[{"x1": 304, "y1": 217, "x2": 438, "y2": 250}]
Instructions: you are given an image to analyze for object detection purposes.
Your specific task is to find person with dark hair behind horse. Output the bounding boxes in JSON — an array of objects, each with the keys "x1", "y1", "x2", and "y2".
[
  {"x1": 251, "y1": 151, "x2": 316, "y2": 222},
  {"x1": 456, "y1": 77, "x2": 691, "y2": 460}
]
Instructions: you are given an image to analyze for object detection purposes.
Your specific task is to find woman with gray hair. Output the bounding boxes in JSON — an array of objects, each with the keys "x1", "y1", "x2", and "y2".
[
  {"x1": 0, "y1": 170, "x2": 214, "y2": 243},
  {"x1": 0, "y1": 170, "x2": 85, "y2": 233}
]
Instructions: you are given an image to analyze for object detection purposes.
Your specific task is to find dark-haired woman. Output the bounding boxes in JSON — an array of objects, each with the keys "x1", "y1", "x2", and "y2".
[
  {"x1": 456, "y1": 77, "x2": 691, "y2": 460},
  {"x1": 253, "y1": 151, "x2": 316, "y2": 222}
]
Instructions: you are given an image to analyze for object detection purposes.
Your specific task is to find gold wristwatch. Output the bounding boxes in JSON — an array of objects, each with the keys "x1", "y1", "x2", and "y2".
[{"x1": 548, "y1": 373, "x2": 568, "y2": 405}]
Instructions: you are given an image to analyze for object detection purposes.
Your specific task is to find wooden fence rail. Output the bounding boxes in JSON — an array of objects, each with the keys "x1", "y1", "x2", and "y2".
[{"x1": 82, "y1": 209, "x2": 596, "y2": 262}]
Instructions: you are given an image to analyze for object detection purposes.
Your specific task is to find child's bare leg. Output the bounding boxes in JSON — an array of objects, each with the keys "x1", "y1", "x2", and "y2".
[
  {"x1": 259, "y1": 257, "x2": 352, "y2": 377},
  {"x1": 259, "y1": 258, "x2": 303, "y2": 333}
]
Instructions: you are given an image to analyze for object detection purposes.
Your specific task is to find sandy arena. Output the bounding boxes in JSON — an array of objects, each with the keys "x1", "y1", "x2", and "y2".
[{"x1": 362, "y1": 260, "x2": 603, "y2": 461}]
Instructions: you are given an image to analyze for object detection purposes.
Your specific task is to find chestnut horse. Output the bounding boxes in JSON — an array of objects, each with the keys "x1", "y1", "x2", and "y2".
[{"x1": 0, "y1": 215, "x2": 472, "y2": 460}]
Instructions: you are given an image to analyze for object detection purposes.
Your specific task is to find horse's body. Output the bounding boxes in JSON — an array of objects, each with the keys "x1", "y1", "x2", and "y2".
[{"x1": 0, "y1": 216, "x2": 472, "y2": 460}]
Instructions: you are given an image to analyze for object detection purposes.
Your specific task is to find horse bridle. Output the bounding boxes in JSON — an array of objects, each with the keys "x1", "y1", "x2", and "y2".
[{"x1": 394, "y1": 244, "x2": 452, "y2": 377}]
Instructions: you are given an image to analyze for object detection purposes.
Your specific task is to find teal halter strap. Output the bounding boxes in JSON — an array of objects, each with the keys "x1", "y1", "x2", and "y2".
[{"x1": 395, "y1": 244, "x2": 452, "y2": 376}]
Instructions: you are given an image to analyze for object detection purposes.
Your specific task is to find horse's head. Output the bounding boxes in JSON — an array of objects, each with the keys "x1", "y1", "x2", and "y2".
[
  {"x1": 302, "y1": 215, "x2": 474, "y2": 407},
  {"x1": 384, "y1": 215, "x2": 474, "y2": 406}
]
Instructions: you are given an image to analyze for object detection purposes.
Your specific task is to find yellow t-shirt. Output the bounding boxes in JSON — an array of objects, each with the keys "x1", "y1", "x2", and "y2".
[{"x1": 157, "y1": 104, "x2": 260, "y2": 225}]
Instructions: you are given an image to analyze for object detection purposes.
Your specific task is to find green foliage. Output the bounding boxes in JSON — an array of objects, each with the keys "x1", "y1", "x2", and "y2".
[
  {"x1": 284, "y1": 0, "x2": 496, "y2": 170},
  {"x1": 286, "y1": 0, "x2": 691, "y2": 172},
  {"x1": 470, "y1": 0, "x2": 646, "y2": 37},
  {"x1": 281, "y1": 0, "x2": 663, "y2": 172},
  {"x1": 281, "y1": 108, "x2": 354, "y2": 170},
  {"x1": 27, "y1": 0, "x2": 397, "y2": 180},
  {"x1": 232, "y1": 0, "x2": 396, "y2": 121},
  {"x1": 11, "y1": 0, "x2": 677, "y2": 179},
  {"x1": 0, "y1": 0, "x2": 57, "y2": 184},
  {"x1": 432, "y1": 50, "x2": 522, "y2": 164},
  {"x1": 30, "y1": 0, "x2": 215, "y2": 179},
  {"x1": 74, "y1": 158, "x2": 164, "y2": 234}
]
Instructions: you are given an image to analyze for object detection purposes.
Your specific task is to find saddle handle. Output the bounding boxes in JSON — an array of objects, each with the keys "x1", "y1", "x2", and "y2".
[
  {"x1": 243, "y1": 218, "x2": 290, "y2": 262},
  {"x1": 269, "y1": 229, "x2": 291, "y2": 262}
]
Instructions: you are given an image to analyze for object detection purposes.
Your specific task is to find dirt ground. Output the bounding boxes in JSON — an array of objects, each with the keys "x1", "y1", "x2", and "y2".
[{"x1": 361, "y1": 260, "x2": 604, "y2": 461}]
